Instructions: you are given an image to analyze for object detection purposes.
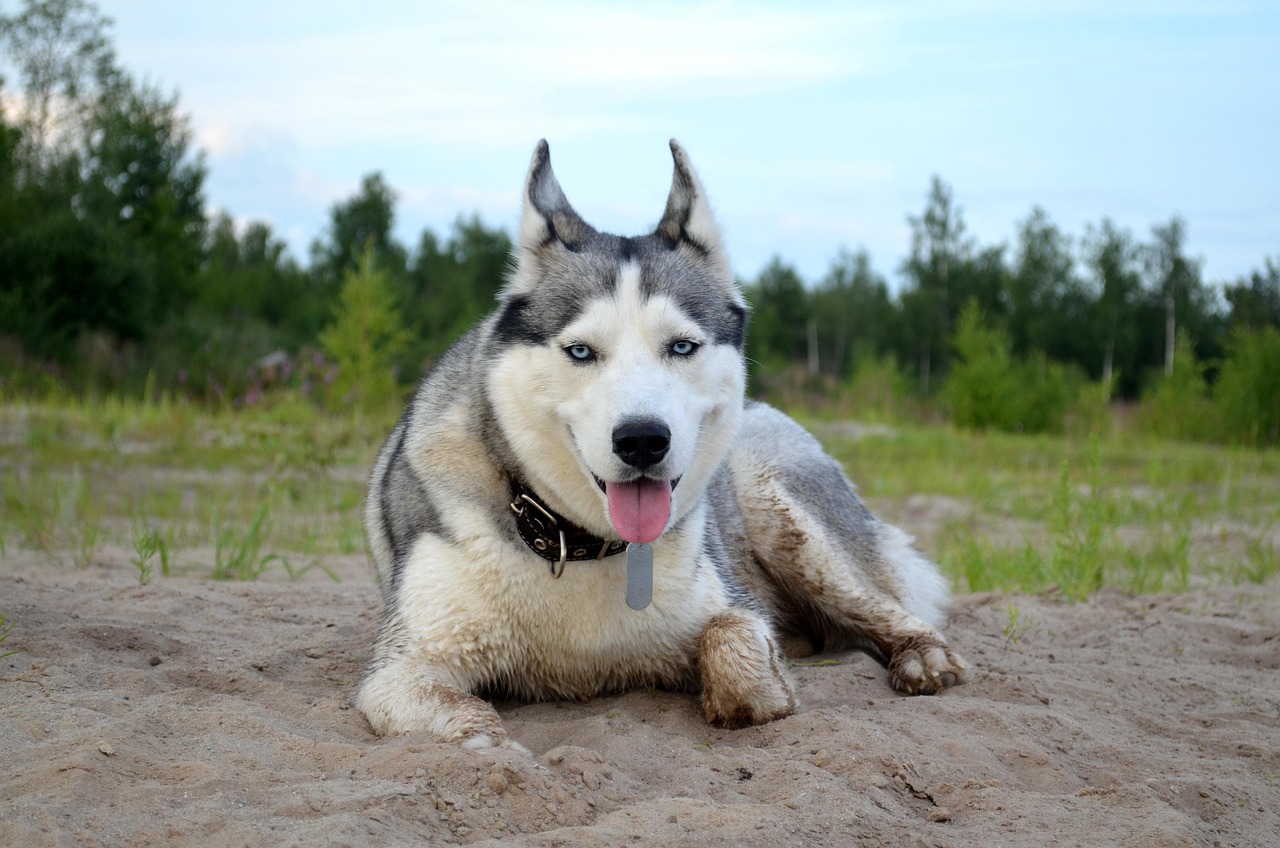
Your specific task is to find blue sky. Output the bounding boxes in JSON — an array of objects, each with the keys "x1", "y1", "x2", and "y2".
[{"x1": 82, "y1": 1, "x2": 1280, "y2": 289}]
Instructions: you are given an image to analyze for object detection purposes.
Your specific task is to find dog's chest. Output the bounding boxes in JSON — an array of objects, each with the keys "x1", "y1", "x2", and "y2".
[
  {"x1": 523, "y1": 549, "x2": 705, "y2": 630},
  {"x1": 398, "y1": 528, "x2": 728, "y2": 698}
]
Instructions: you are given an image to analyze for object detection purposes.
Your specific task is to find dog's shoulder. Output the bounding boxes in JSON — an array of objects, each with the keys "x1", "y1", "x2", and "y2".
[{"x1": 367, "y1": 321, "x2": 511, "y2": 589}]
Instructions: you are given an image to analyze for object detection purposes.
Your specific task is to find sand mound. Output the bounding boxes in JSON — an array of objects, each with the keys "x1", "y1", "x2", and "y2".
[{"x1": 3, "y1": 566, "x2": 1278, "y2": 846}]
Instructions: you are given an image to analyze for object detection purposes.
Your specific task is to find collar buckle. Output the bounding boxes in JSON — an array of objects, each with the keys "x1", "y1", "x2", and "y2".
[{"x1": 509, "y1": 484, "x2": 625, "y2": 576}]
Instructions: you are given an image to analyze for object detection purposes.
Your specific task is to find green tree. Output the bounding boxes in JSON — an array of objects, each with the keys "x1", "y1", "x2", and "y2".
[
  {"x1": 0, "y1": 2, "x2": 121, "y2": 355},
  {"x1": 899, "y1": 176, "x2": 975, "y2": 392},
  {"x1": 403, "y1": 214, "x2": 511, "y2": 361},
  {"x1": 0, "y1": 0, "x2": 119, "y2": 168},
  {"x1": 0, "y1": 5, "x2": 205, "y2": 358},
  {"x1": 1136, "y1": 332, "x2": 1215, "y2": 442},
  {"x1": 1224, "y1": 258, "x2": 1280, "y2": 332},
  {"x1": 945, "y1": 300, "x2": 1079, "y2": 434},
  {"x1": 0, "y1": 151, "x2": 89, "y2": 354},
  {"x1": 196, "y1": 213, "x2": 318, "y2": 342},
  {"x1": 1145, "y1": 217, "x2": 1211, "y2": 377},
  {"x1": 319, "y1": 246, "x2": 410, "y2": 409},
  {"x1": 78, "y1": 76, "x2": 207, "y2": 329},
  {"x1": 1082, "y1": 218, "x2": 1143, "y2": 394},
  {"x1": 810, "y1": 248, "x2": 894, "y2": 379},
  {"x1": 945, "y1": 300, "x2": 1017, "y2": 431},
  {"x1": 310, "y1": 171, "x2": 408, "y2": 299},
  {"x1": 0, "y1": 82, "x2": 33, "y2": 344},
  {"x1": 956, "y1": 244, "x2": 1011, "y2": 322},
  {"x1": 1009, "y1": 206, "x2": 1089, "y2": 367},
  {"x1": 744, "y1": 256, "x2": 810, "y2": 371}
]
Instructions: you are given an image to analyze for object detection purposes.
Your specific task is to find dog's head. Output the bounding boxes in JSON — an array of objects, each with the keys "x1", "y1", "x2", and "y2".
[{"x1": 485, "y1": 140, "x2": 748, "y2": 543}]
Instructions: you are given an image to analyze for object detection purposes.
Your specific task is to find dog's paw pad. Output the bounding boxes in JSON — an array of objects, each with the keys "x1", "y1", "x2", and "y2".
[{"x1": 889, "y1": 636, "x2": 967, "y2": 696}]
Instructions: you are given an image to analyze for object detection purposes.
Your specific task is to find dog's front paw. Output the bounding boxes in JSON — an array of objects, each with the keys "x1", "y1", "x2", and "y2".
[
  {"x1": 699, "y1": 609, "x2": 797, "y2": 729},
  {"x1": 887, "y1": 634, "x2": 967, "y2": 695},
  {"x1": 461, "y1": 733, "x2": 532, "y2": 757},
  {"x1": 358, "y1": 665, "x2": 520, "y2": 748}
]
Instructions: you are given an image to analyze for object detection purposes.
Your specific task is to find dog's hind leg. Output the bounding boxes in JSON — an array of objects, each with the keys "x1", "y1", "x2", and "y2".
[
  {"x1": 741, "y1": 470, "x2": 966, "y2": 695},
  {"x1": 732, "y1": 406, "x2": 966, "y2": 696},
  {"x1": 697, "y1": 607, "x2": 796, "y2": 728},
  {"x1": 747, "y1": 481, "x2": 962, "y2": 696}
]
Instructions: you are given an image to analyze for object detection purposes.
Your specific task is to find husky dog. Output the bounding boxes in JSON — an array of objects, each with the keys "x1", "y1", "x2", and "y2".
[{"x1": 357, "y1": 140, "x2": 966, "y2": 748}]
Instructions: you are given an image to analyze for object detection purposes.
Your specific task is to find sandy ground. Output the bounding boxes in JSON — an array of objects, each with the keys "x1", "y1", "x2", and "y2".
[{"x1": 2, "y1": 554, "x2": 1278, "y2": 848}]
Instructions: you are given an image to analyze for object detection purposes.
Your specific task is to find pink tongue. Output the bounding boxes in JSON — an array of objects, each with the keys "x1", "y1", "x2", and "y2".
[{"x1": 605, "y1": 479, "x2": 672, "y2": 544}]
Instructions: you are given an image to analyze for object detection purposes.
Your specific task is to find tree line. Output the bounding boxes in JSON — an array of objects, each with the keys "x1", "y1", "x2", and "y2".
[
  {"x1": 742, "y1": 178, "x2": 1279, "y2": 444},
  {"x1": 745, "y1": 178, "x2": 1277, "y2": 400},
  {"x1": 2, "y1": 1, "x2": 1277, "y2": 444}
]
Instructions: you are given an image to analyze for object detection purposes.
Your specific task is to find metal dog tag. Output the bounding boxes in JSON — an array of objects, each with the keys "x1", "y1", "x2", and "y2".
[{"x1": 625, "y1": 542, "x2": 653, "y2": 611}]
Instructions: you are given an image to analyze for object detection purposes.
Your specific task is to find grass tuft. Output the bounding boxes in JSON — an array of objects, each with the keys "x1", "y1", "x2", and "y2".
[
  {"x1": 131, "y1": 525, "x2": 172, "y2": 585},
  {"x1": 0, "y1": 614, "x2": 17, "y2": 660},
  {"x1": 212, "y1": 504, "x2": 284, "y2": 581}
]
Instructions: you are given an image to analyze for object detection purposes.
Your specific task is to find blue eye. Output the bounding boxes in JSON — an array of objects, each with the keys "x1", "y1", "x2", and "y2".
[
  {"x1": 670, "y1": 340, "x2": 699, "y2": 357},
  {"x1": 566, "y1": 343, "x2": 595, "y2": 362}
]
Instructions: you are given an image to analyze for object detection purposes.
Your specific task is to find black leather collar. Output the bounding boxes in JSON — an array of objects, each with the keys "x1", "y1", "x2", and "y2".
[{"x1": 509, "y1": 480, "x2": 626, "y2": 577}]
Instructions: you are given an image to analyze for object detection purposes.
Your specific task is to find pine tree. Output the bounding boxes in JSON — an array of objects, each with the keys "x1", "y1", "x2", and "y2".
[{"x1": 318, "y1": 245, "x2": 410, "y2": 409}]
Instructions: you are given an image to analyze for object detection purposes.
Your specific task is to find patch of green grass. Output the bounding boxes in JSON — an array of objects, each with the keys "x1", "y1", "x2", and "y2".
[
  {"x1": 1043, "y1": 457, "x2": 1108, "y2": 600},
  {"x1": 0, "y1": 613, "x2": 16, "y2": 660},
  {"x1": 944, "y1": 535, "x2": 1047, "y2": 595},
  {"x1": 1238, "y1": 534, "x2": 1279, "y2": 585},
  {"x1": 2, "y1": 467, "x2": 58, "y2": 558},
  {"x1": 1, "y1": 398, "x2": 378, "y2": 580},
  {"x1": 3, "y1": 397, "x2": 1277, "y2": 599},
  {"x1": 1, "y1": 464, "x2": 102, "y2": 566},
  {"x1": 819, "y1": 422, "x2": 1280, "y2": 599}
]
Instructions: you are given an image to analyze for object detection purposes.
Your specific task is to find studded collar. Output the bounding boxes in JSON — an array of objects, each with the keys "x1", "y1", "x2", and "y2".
[{"x1": 508, "y1": 480, "x2": 626, "y2": 577}]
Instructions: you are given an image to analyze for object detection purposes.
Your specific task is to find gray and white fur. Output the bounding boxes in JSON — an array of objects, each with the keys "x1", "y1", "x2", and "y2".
[{"x1": 357, "y1": 140, "x2": 966, "y2": 749}]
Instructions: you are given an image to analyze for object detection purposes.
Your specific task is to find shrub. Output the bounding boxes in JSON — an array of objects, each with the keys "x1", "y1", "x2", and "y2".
[
  {"x1": 1214, "y1": 327, "x2": 1280, "y2": 447},
  {"x1": 846, "y1": 353, "x2": 920, "y2": 424},
  {"x1": 945, "y1": 302, "x2": 1018, "y2": 430},
  {"x1": 945, "y1": 302, "x2": 1079, "y2": 434},
  {"x1": 1133, "y1": 333, "x2": 1217, "y2": 442}
]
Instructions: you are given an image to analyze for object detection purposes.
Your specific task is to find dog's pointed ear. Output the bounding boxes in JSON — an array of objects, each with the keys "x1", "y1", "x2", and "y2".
[
  {"x1": 655, "y1": 140, "x2": 731, "y2": 277},
  {"x1": 518, "y1": 140, "x2": 594, "y2": 254}
]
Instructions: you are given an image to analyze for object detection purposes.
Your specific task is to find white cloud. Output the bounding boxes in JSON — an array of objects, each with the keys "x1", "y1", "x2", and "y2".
[
  {"x1": 123, "y1": 0, "x2": 897, "y2": 150},
  {"x1": 196, "y1": 121, "x2": 296, "y2": 158}
]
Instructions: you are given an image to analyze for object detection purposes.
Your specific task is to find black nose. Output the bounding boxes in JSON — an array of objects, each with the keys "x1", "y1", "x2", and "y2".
[{"x1": 612, "y1": 419, "x2": 671, "y2": 469}]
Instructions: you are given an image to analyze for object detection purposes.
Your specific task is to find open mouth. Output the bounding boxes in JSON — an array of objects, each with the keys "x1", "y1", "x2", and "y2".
[
  {"x1": 594, "y1": 476, "x2": 680, "y2": 544},
  {"x1": 592, "y1": 476, "x2": 681, "y2": 495}
]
